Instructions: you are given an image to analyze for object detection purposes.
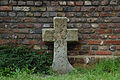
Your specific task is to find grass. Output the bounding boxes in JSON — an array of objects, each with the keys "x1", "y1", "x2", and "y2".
[{"x1": 0, "y1": 58, "x2": 120, "y2": 80}]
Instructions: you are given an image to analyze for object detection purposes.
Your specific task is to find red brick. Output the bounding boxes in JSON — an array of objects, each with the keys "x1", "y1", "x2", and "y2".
[
  {"x1": 95, "y1": 51, "x2": 111, "y2": 55},
  {"x1": 108, "y1": 35, "x2": 117, "y2": 39},
  {"x1": 17, "y1": 24, "x2": 34, "y2": 28},
  {"x1": 96, "y1": 29, "x2": 112, "y2": 34},
  {"x1": 113, "y1": 29, "x2": 120, "y2": 34},
  {"x1": 99, "y1": 23, "x2": 107, "y2": 29},
  {"x1": 116, "y1": 46, "x2": 120, "y2": 50},
  {"x1": 104, "y1": 40, "x2": 120, "y2": 45},
  {"x1": 88, "y1": 40, "x2": 101, "y2": 45},
  {"x1": 76, "y1": 7, "x2": 80, "y2": 11},
  {"x1": 0, "y1": 6, "x2": 12, "y2": 11},
  {"x1": 13, "y1": 29, "x2": 29, "y2": 33},
  {"x1": 22, "y1": 40, "x2": 38, "y2": 45},
  {"x1": 51, "y1": 1, "x2": 58, "y2": 6},
  {"x1": 114, "y1": 6, "x2": 120, "y2": 11},
  {"x1": 101, "y1": 1, "x2": 109, "y2": 5},
  {"x1": 75, "y1": 1, "x2": 83, "y2": 5},
  {"x1": 114, "y1": 52, "x2": 120, "y2": 55},
  {"x1": 0, "y1": 29, "x2": 12, "y2": 33}
]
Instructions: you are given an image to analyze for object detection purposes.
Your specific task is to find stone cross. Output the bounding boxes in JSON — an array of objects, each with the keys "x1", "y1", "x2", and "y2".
[{"x1": 42, "y1": 17, "x2": 78, "y2": 74}]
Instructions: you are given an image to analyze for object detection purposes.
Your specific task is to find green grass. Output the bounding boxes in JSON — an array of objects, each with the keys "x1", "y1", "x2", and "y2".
[
  {"x1": 0, "y1": 58, "x2": 120, "y2": 80},
  {"x1": 0, "y1": 70, "x2": 120, "y2": 80}
]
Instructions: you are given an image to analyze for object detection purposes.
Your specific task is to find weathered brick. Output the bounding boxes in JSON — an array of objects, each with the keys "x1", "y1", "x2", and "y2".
[
  {"x1": 110, "y1": 0, "x2": 118, "y2": 5},
  {"x1": 17, "y1": 12, "x2": 25, "y2": 17},
  {"x1": 90, "y1": 34, "x2": 99, "y2": 39},
  {"x1": 59, "y1": 1, "x2": 66, "y2": 5},
  {"x1": 33, "y1": 28, "x2": 42, "y2": 34},
  {"x1": 108, "y1": 34, "x2": 117, "y2": 39},
  {"x1": 88, "y1": 40, "x2": 101, "y2": 45},
  {"x1": 42, "y1": 12, "x2": 49, "y2": 17},
  {"x1": 101, "y1": 0, "x2": 109, "y2": 5},
  {"x1": 21, "y1": 17, "x2": 36, "y2": 23},
  {"x1": 87, "y1": 18, "x2": 98, "y2": 22},
  {"x1": 13, "y1": 6, "x2": 30, "y2": 11},
  {"x1": 99, "y1": 46, "x2": 108, "y2": 50},
  {"x1": 94, "y1": 51, "x2": 111, "y2": 55},
  {"x1": 68, "y1": 1, "x2": 75, "y2": 6},
  {"x1": 64, "y1": 7, "x2": 76, "y2": 11},
  {"x1": 56, "y1": 7, "x2": 63, "y2": 11},
  {"x1": 35, "y1": 1, "x2": 42, "y2": 6},
  {"x1": 16, "y1": 24, "x2": 33, "y2": 28},
  {"x1": 75, "y1": 1, "x2": 83, "y2": 5},
  {"x1": 104, "y1": 40, "x2": 120, "y2": 45},
  {"x1": 34, "y1": 24, "x2": 42, "y2": 28},
  {"x1": 82, "y1": 23, "x2": 91, "y2": 28},
  {"x1": 0, "y1": 12, "x2": 7, "y2": 16},
  {"x1": 81, "y1": 46, "x2": 90, "y2": 50},
  {"x1": 84, "y1": 1, "x2": 91, "y2": 5},
  {"x1": 1, "y1": 35, "x2": 9, "y2": 39},
  {"x1": 67, "y1": 23, "x2": 74, "y2": 28},
  {"x1": 47, "y1": 7, "x2": 55, "y2": 11},
  {"x1": 96, "y1": 29, "x2": 112, "y2": 34},
  {"x1": 114, "y1": 52, "x2": 120, "y2": 55},
  {"x1": 43, "y1": 1, "x2": 50, "y2": 6},
  {"x1": 37, "y1": 18, "x2": 52, "y2": 23},
  {"x1": 51, "y1": 1, "x2": 58, "y2": 6},
  {"x1": 113, "y1": 29, "x2": 120, "y2": 34},
  {"x1": 0, "y1": 40, "x2": 9, "y2": 45},
  {"x1": 18, "y1": 1, "x2": 26, "y2": 5},
  {"x1": 9, "y1": 0, "x2": 17, "y2": 5},
  {"x1": 57, "y1": 12, "x2": 65, "y2": 17},
  {"x1": 76, "y1": 12, "x2": 82, "y2": 17},
  {"x1": 0, "y1": 6, "x2": 12, "y2": 11},
  {"x1": 75, "y1": 23, "x2": 82, "y2": 28},
  {"x1": 13, "y1": 29, "x2": 29, "y2": 33},
  {"x1": 116, "y1": 46, "x2": 120, "y2": 50},
  {"x1": 92, "y1": 45, "x2": 98, "y2": 50},
  {"x1": 80, "y1": 29, "x2": 95, "y2": 34},
  {"x1": 108, "y1": 23, "x2": 117, "y2": 28},
  {"x1": 43, "y1": 24, "x2": 51, "y2": 28},
  {"x1": 92, "y1": 1, "x2": 100, "y2": 5},
  {"x1": 33, "y1": 45, "x2": 41, "y2": 50},
  {"x1": 22, "y1": 39, "x2": 38, "y2": 45},
  {"x1": 0, "y1": 0, "x2": 8, "y2": 5},
  {"x1": 49, "y1": 12, "x2": 57, "y2": 17},
  {"x1": 114, "y1": 6, "x2": 120, "y2": 11},
  {"x1": 27, "y1": 1, "x2": 34, "y2": 5},
  {"x1": 31, "y1": 7, "x2": 46, "y2": 11},
  {"x1": 99, "y1": 23, "x2": 107, "y2": 29},
  {"x1": 91, "y1": 24, "x2": 99, "y2": 28},
  {"x1": 99, "y1": 34, "x2": 108, "y2": 39},
  {"x1": 34, "y1": 12, "x2": 41, "y2": 17},
  {"x1": 111, "y1": 17, "x2": 120, "y2": 22},
  {"x1": 25, "y1": 12, "x2": 34, "y2": 16},
  {"x1": 100, "y1": 12, "x2": 116, "y2": 17},
  {"x1": 76, "y1": 7, "x2": 80, "y2": 11},
  {"x1": 98, "y1": 6, "x2": 112, "y2": 11},
  {"x1": 66, "y1": 12, "x2": 75, "y2": 17},
  {"x1": 9, "y1": 12, "x2": 16, "y2": 17}
]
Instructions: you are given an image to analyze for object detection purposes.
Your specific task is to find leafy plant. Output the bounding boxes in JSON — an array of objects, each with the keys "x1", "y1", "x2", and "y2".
[{"x1": 0, "y1": 45, "x2": 53, "y2": 76}]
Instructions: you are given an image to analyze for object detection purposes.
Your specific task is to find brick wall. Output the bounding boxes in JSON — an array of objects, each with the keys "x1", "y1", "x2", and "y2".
[{"x1": 0, "y1": 0, "x2": 120, "y2": 60}]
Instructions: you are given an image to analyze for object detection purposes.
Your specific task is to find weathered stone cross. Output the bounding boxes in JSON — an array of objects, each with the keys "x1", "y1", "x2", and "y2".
[{"x1": 42, "y1": 17, "x2": 78, "y2": 74}]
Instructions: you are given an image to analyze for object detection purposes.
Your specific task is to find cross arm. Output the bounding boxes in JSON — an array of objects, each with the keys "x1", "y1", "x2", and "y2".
[
  {"x1": 67, "y1": 29, "x2": 78, "y2": 42},
  {"x1": 42, "y1": 28, "x2": 54, "y2": 42}
]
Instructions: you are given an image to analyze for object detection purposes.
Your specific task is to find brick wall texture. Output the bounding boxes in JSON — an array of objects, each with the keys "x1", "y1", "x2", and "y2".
[{"x1": 0, "y1": 0, "x2": 120, "y2": 57}]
